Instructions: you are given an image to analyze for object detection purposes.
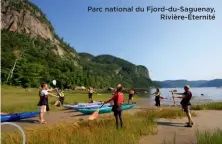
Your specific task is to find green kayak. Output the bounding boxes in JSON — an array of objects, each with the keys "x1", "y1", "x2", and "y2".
[{"x1": 78, "y1": 103, "x2": 136, "y2": 115}]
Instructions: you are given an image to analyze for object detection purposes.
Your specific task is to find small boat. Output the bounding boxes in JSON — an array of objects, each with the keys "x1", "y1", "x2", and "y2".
[
  {"x1": 1, "y1": 111, "x2": 40, "y2": 122},
  {"x1": 63, "y1": 103, "x2": 110, "y2": 110},
  {"x1": 78, "y1": 103, "x2": 136, "y2": 115}
]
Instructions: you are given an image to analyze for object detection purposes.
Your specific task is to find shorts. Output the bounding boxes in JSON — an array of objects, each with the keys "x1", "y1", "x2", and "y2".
[
  {"x1": 39, "y1": 105, "x2": 46, "y2": 113},
  {"x1": 129, "y1": 94, "x2": 133, "y2": 100},
  {"x1": 112, "y1": 104, "x2": 122, "y2": 112},
  {"x1": 182, "y1": 105, "x2": 191, "y2": 113},
  {"x1": 88, "y1": 93, "x2": 93, "y2": 98}
]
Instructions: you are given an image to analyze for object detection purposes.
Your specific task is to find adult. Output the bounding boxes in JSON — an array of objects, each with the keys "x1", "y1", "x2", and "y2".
[
  {"x1": 104, "y1": 84, "x2": 124, "y2": 129},
  {"x1": 152, "y1": 88, "x2": 161, "y2": 107},
  {"x1": 38, "y1": 82, "x2": 57, "y2": 124},
  {"x1": 59, "y1": 90, "x2": 65, "y2": 105},
  {"x1": 88, "y1": 87, "x2": 94, "y2": 103},
  {"x1": 128, "y1": 88, "x2": 135, "y2": 104},
  {"x1": 173, "y1": 85, "x2": 193, "y2": 127},
  {"x1": 54, "y1": 89, "x2": 65, "y2": 106}
]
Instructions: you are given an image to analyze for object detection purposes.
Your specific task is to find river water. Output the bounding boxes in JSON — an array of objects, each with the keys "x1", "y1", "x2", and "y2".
[{"x1": 137, "y1": 87, "x2": 222, "y2": 105}]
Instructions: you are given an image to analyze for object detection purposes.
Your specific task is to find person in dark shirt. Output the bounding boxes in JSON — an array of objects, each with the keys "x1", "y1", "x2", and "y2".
[
  {"x1": 152, "y1": 88, "x2": 161, "y2": 107},
  {"x1": 128, "y1": 88, "x2": 135, "y2": 104},
  {"x1": 88, "y1": 87, "x2": 94, "y2": 103},
  {"x1": 173, "y1": 85, "x2": 193, "y2": 127},
  {"x1": 104, "y1": 84, "x2": 124, "y2": 129}
]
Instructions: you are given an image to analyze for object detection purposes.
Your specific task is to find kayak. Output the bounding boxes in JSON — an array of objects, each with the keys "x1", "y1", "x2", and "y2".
[
  {"x1": 63, "y1": 103, "x2": 110, "y2": 110},
  {"x1": 77, "y1": 102, "x2": 103, "y2": 106},
  {"x1": 78, "y1": 103, "x2": 136, "y2": 115},
  {"x1": 1, "y1": 111, "x2": 40, "y2": 122}
]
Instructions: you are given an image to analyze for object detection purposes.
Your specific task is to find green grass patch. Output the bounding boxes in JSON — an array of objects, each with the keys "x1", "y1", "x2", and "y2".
[
  {"x1": 197, "y1": 129, "x2": 222, "y2": 144},
  {"x1": 192, "y1": 102, "x2": 222, "y2": 110},
  {"x1": 136, "y1": 108, "x2": 196, "y2": 118},
  {"x1": 1, "y1": 86, "x2": 141, "y2": 113},
  {"x1": 163, "y1": 129, "x2": 222, "y2": 144},
  {"x1": 1, "y1": 108, "x2": 190, "y2": 144}
]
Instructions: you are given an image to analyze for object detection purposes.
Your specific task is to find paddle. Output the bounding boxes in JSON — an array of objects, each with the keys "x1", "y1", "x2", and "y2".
[
  {"x1": 52, "y1": 80, "x2": 57, "y2": 88},
  {"x1": 89, "y1": 103, "x2": 105, "y2": 120},
  {"x1": 169, "y1": 90, "x2": 177, "y2": 106},
  {"x1": 52, "y1": 80, "x2": 61, "y2": 106}
]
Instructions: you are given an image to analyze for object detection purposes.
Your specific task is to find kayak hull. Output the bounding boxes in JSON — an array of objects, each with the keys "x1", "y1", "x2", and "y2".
[
  {"x1": 78, "y1": 104, "x2": 136, "y2": 115},
  {"x1": 1, "y1": 111, "x2": 40, "y2": 122},
  {"x1": 63, "y1": 103, "x2": 110, "y2": 110}
]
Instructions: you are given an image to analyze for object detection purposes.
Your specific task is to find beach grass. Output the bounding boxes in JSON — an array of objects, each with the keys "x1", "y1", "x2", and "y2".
[
  {"x1": 136, "y1": 108, "x2": 197, "y2": 118},
  {"x1": 163, "y1": 129, "x2": 222, "y2": 144},
  {"x1": 196, "y1": 129, "x2": 222, "y2": 144},
  {"x1": 192, "y1": 102, "x2": 222, "y2": 110},
  {"x1": 1, "y1": 108, "x2": 191, "y2": 144},
  {"x1": 1, "y1": 86, "x2": 141, "y2": 113}
]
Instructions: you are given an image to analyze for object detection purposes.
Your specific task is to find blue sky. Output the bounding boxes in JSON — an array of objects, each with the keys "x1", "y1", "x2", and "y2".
[{"x1": 31, "y1": 0, "x2": 222, "y2": 81}]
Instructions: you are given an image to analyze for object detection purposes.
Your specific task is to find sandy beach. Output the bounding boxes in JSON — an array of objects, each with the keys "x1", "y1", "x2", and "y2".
[{"x1": 1, "y1": 100, "x2": 222, "y2": 144}]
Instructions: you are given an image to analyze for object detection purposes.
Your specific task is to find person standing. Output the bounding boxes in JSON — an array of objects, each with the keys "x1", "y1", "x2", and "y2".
[
  {"x1": 54, "y1": 88, "x2": 65, "y2": 106},
  {"x1": 173, "y1": 85, "x2": 193, "y2": 127},
  {"x1": 152, "y1": 88, "x2": 161, "y2": 107},
  {"x1": 128, "y1": 88, "x2": 135, "y2": 104},
  {"x1": 88, "y1": 87, "x2": 94, "y2": 103},
  {"x1": 38, "y1": 82, "x2": 57, "y2": 124},
  {"x1": 59, "y1": 90, "x2": 65, "y2": 105},
  {"x1": 104, "y1": 84, "x2": 124, "y2": 129}
]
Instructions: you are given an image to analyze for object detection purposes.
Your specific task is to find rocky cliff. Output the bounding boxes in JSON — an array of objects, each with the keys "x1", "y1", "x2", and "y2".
[{"x1": 1, "y1": 0, "x2": 153, "y2": 88}]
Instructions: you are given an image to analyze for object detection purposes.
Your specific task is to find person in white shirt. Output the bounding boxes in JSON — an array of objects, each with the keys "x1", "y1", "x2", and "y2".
[{"x1": 38, "y1": 82, "x2": 57, "y2": 124}]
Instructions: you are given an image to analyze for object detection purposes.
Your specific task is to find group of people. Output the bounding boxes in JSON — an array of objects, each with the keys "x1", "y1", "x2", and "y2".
[
  {"x1": 37, "y1": 82, "x2": 193, "y2": 128},
  {"x1": 88, "y1": 86, "x2": 135, "y2": 104},
  {"x1": 152, "y1": 85, "x2": 193, "y2": 127}
]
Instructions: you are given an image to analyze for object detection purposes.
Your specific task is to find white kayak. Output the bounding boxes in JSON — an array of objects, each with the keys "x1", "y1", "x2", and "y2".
[{"x1": 63, "y1": 102, "x2": 110, "y2": 110}]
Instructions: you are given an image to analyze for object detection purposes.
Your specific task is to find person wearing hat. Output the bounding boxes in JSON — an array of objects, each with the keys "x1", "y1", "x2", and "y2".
[
  {"x1": 173, "y1": 85, "x2": 193, "y2": 127},
  {"x1": 104, "y1": 84, "x2": 124, "y2": 129}
]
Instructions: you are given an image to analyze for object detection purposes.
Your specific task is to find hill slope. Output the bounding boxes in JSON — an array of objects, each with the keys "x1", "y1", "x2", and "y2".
[
  {"x1": 155, "y1": 79, "x2": 222, "y2": 88},
  {"x1": 200, "y1": 79, "x2": 222, "y2": 87},
  {"x1": 1, "y1": 0, "x2": 153, "y2": 89}
]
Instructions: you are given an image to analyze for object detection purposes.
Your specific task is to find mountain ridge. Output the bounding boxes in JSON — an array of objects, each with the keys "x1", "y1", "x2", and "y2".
[
  {"x1": 154, "y1": 79, "x2": 222, "y2": 88},
  {"x1": 1, "y1": 0, "x2": 153, "y2": 89}
]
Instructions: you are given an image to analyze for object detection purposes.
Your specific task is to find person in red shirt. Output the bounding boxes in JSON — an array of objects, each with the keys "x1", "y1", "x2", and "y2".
[{"x1": 104, "y1": 84, "x2": 124, "y2": 129}]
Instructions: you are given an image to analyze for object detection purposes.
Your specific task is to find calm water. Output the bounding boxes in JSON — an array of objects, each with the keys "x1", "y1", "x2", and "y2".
[{"x1": 137, "y1": 87, "x2": 222, "y2": 105}]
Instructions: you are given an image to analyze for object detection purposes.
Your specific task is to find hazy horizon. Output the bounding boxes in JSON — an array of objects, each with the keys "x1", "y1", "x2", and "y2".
[
  {"x1": 31, "y1": 0, "x2": 222, "y2": 81},
  {"x1": 154, "y1": 78, "x2": 222, "y2": 81}
]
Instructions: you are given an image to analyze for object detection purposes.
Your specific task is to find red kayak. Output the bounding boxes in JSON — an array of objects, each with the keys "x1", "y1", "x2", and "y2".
[{"x1": 160, "y1": 96, "x2": 165, "y2": 99}]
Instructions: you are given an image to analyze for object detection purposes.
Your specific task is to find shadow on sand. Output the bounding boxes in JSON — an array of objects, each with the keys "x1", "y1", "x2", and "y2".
[
  {"x1": 157, "y1": 121, "x2": 186, "y2": 128},
  {"x1": 16, "y1": 119, "x2": 40, "y2": 124},
  {"x1": 70, "y1": 113, "x2": 86, "y2": 117}
]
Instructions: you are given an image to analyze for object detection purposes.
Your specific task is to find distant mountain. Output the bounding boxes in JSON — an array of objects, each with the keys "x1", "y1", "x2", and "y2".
[
  {"x1": 1, "y1": 0, "x2": 154, "y2": 89},
  {"x1": 200, "y1": 79, "x2": 222, "y2": 87},
  {"x1": 154, "y1": 79, "x2": 222, "y2": 88}
]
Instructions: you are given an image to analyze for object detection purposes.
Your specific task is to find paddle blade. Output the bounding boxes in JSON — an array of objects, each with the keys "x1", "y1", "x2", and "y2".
[
  {"x1": 52, "y1": 80, "x2": 57, "y2": 86},
  {"x1": 89, "y1": 110, "x2": 99, "y2": 120}
]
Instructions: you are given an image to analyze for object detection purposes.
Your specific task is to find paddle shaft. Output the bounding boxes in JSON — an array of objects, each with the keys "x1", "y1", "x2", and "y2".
[
  {"x1": 100, "y1": 103, "x2": 105, "y2": 108},
  {"x1": 172, "y1": 92, "x2": 176, "y2": 105}
]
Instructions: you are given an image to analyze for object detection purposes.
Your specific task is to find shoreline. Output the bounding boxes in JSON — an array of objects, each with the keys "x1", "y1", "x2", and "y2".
[{"x1": 1, "y1": 100, "x2": 221, "y2": 133}]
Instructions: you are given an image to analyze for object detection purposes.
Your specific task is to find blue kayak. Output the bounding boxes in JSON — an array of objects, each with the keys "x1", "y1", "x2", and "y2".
[
  {"x1": 63, "y1": 103, "x2": 110, "y2": 110},
  {"x1": 78, "y1": 103, "x2": 136, "y2": 115},
  {"x1": 1, "y1": 111, "x2": 40, "y2": 122}
]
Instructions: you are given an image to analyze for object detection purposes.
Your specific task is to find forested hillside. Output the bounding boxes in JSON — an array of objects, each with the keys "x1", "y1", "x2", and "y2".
[{"x1": 1, "y1": 0, "x2": 154, "y2": 89}]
